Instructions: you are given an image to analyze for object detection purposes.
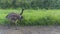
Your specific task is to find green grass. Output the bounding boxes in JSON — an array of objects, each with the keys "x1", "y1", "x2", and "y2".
[{"x1": 0, "y1": 9, "x2": 60, "y2": 26}]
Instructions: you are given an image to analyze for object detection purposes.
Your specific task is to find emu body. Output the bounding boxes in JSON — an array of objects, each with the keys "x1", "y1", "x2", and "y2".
[
  {"x1": 6, "y1": 13, "x2": 22, "y2": 23},
  {"x1": 6, "y1": 9, "x2": 24, "y2": 29}
]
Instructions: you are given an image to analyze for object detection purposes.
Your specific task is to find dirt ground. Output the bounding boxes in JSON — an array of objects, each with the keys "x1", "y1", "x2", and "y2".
[{"x1": 0, "y1": 26, "x2": 60, "y2": 34}]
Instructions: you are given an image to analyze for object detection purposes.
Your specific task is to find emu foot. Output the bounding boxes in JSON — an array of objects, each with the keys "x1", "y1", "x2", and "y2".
[
  {"x1": 6, "y1": 24, "x2": 10, "y2": 29},
  {"x1": 15, "y1": 28, "x2": 19, "y2": 30},
  {"x1": 15, "y1": 26, "x2": 19, "y2": 30}
]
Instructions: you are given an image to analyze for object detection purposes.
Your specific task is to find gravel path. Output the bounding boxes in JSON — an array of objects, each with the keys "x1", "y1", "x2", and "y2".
[{"x1": 0, "y1": 26, "x2": 60, "y2": 34}]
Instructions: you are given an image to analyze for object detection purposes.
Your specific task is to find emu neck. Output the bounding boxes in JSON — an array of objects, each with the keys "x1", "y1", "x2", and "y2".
[{"x1": 20, "y1": 9, "x2": 23, "y2": 15}]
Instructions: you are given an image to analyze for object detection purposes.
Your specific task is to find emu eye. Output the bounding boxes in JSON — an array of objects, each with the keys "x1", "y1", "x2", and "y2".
[{"x1": 20, "y1": 16, "x2": 23, "y2": 19}]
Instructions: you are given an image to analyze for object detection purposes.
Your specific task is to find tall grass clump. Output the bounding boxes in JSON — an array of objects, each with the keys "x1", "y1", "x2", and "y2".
[{"x1": 0, "y1": 9, "x2": 60, "y2": 26}]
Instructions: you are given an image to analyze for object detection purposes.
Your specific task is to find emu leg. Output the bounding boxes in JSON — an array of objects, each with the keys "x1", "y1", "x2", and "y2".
[
  {"x1": 7, "y1": 22, "x2": 11, "y2": 29},
  {"x1": 15, "y1": 20, "x2": 18, "y2": 30}
]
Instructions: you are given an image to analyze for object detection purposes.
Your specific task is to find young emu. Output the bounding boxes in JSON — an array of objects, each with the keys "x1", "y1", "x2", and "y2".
[{"x1": 6, "y1": 9, "x2": 24, "y2": 29}]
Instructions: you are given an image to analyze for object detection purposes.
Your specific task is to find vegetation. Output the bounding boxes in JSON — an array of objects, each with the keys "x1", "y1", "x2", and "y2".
[
  {"x1": 0, "y1": 9, "x2": 60, "y2": 26},
  {"x1": 0, "y1": 0, "x2": 60, "y2": 9},
  {"x1": 0, "y1": 0, "x2": 60, "y2": 26}
]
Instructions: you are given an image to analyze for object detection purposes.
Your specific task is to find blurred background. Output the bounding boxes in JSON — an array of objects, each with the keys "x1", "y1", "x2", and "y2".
[
  {"x1": 0, "y1": 0, "x2": 60, "y2": 26},
  {"x1": 0, "y1": 0, "x2": 59, "y2": 9}
]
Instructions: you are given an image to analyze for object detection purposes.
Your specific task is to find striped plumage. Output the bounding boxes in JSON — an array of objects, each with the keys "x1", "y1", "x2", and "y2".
[
  {"x1": 6, "y1": 12, "x2": 22, "y2": 23},
  {"x1": 6, "y1": 9, "x2": 24, "y2": 29}
]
